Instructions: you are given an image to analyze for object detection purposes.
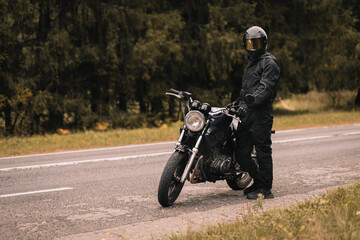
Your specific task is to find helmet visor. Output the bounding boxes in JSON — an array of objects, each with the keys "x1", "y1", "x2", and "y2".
[{"x1": 245, "y1": 38, "x2": 263, "y2": 51}]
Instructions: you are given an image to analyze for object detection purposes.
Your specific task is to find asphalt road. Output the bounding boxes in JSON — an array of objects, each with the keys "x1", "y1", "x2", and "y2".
[{"x1": 1, "y1": 124, "x2": 360, "y2": 240}]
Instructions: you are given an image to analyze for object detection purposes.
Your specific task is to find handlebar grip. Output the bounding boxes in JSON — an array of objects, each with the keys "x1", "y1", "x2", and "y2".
[{"x1": 169, "y1": 88, "x2": 180, "y2": 94}]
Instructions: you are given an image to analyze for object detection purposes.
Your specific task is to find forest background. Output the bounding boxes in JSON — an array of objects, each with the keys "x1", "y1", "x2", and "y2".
[{"x1": 1, "y1": 0, "x2": 360, "y2": 136}]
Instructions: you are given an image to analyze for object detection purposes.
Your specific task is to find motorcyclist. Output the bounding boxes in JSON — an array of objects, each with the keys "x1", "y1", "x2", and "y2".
[{"x1": 234, "y1": 26, "x2": 280, "y2": 199}]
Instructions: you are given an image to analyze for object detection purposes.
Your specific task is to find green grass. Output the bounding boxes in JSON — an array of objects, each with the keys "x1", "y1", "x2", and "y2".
[
  {"x1": 168, "y1": 181, "x2": 360, "y2": 240},
  {"x1": 0, "y1": 91, "x2": 359, "y2": 157}
]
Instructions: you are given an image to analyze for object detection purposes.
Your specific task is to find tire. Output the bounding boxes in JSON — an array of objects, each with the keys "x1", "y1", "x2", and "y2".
[
  {"x1": 158, "y1": 151, "x2": 188, "y2": 207},
  {"x1": 226, "y1": 172, "x2": 252, "y2": 190}
]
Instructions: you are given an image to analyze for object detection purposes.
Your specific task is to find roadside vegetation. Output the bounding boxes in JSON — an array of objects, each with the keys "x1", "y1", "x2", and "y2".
[
  {"x1": 168, "y1": 180, "x2": 360, "y2": 240},
  {"x1": 0, "y1": 91, "x2": 359, "y2": 157},
  {"x1": 1, "y1": 1, "x2": 359, "y2": 137}
]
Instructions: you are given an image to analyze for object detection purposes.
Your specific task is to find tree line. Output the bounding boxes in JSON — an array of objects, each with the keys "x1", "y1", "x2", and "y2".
[{"x1": 1, "y1": 0, "x2": 359, "y2": 135}]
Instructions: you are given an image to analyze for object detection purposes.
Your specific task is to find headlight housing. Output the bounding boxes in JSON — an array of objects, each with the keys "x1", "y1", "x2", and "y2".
[{"x1": 185, "y1": 110, "x2": 205, "y2": 132}]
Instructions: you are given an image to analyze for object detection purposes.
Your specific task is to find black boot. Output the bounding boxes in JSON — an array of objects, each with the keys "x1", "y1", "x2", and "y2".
[
  {"x1": 246, "y1": 188, "x2": 274, "y2": 200},
  {"x1": 243, "y1": 182, "x2": 259, "y2": 195}
]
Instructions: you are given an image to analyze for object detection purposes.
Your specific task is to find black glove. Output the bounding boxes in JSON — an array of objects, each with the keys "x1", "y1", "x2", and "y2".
[
  {"x1": 227, "y1": 106, "x2": 238, "y2": 115},
  {"x1": 226, "y1": 98, "x2": 240, "y2": 108},
  {"x1": 236, "y1": 101, "x2": 248, "y2": 118},
  {"x1": 245, "y1": 94, "x2": 255, "y2": 104}
]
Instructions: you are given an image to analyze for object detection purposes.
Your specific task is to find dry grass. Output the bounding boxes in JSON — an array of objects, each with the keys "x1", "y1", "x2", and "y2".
[
  {"x1": 273, "y1": 110, "x2": 360, "y2": 130},
  {"x1": 274, "y1": 90, "x2": 357, "y2": 112},
  {"x1": 169, "y1": 181, "x2": 360, "y2": 240},
  {"x1": 0, "y1": 124, "x2": 181, "y2": 157}
]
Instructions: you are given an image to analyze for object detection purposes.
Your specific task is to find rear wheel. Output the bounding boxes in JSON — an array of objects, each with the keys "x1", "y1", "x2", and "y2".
[
  {"x1": 158, "y1": 151, "x2": 188, "y2": 207},
  {"x1": 226, "y1": 172, "x2": 252, "y2": 190}
]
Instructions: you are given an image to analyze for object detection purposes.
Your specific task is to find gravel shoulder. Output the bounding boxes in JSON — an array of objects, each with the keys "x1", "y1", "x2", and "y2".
[{"x1": 59, "y1": 186, "x2": 341, "y2": 240}]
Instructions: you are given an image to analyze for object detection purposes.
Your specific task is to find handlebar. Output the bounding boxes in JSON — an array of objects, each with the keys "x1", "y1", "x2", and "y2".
[
  {"x1": 223, "y1": 104, "x2": 276, "y2": 133},
  {"x1": 169, "y1": 88, "x2": 180, "y2": 94},
  {"x1": 208, "y1": 105, "x2": 242, "y2": 123},
  {"x1": 166, "y1": 89, "x2": 192, "y2": 101},
  {"x1": 223, "y1": 106, "x2": 242, "y2": 123},
  {"x1": 166, "y1": 88, "x2": 275, "y2": 133}
]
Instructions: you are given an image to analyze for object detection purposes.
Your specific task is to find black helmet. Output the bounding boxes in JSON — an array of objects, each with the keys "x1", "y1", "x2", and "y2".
[{"x1": 243, "y1": 26, "x2": 268, "y2": 58}]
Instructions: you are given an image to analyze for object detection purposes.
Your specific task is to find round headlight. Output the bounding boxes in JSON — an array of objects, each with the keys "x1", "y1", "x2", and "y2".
[{"x1": 185, "y1": 111, "x2": 205, "y2": 132}]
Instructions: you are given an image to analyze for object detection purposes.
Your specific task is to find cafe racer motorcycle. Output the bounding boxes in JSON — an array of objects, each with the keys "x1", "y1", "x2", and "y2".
[{"x1": 157, "y1": 89, "x2": 255, "y2": 207}]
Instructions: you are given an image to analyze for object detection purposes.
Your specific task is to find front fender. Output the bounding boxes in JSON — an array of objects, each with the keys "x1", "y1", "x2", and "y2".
[{"x1": 174, "y1": 144, "x2": 192, "y2": 154}]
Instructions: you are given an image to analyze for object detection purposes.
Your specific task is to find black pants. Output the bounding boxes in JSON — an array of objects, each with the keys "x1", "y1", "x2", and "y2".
[{"x1": 235, "y1": 109, "x2": 274, "y2": 189}]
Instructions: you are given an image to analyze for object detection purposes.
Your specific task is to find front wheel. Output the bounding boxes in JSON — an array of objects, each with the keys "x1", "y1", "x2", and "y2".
[
  {"x1": 226, "y1": 172, "x2": 252, "y2": 190},
  {"x1": 158, "y1": 151, "x2": 188, "y2": 207}
]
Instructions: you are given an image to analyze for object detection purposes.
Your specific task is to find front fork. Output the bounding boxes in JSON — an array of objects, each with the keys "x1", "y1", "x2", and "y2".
[{"x1": 178, "y1": 121, "x2": 209, "y2": 183}]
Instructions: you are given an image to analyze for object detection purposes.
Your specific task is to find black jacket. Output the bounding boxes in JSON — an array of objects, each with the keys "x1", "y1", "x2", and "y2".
[{"x1": 239, "y1": 52, "x2": 280, "y2": 110}]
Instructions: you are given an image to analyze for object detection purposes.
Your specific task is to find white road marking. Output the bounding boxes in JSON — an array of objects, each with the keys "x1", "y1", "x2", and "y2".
[
  {"x1": 0, "y1": 152, "x2": 172, "y2": 172},
  {"x1": 275, "y1": 129, "x2": 304, "y2": 133},
  {"x1": 0, "y1": 187, "x2": 73, "y2": 198},
  {"x1": 2, "y1": 124, "x2": 358, "y2": 161},
  {"x1": 273, "y1": 135, "x2": 332, "y2": 144},
  {"x1": 0, "y1": 141, "x2": 175, "y2": 160},
  {"x1": 342, "y1": 132, "x2": 360, "y2": 136},
  {"x1": 1, "y1": 126, "x2": 359, "y2": 172}
]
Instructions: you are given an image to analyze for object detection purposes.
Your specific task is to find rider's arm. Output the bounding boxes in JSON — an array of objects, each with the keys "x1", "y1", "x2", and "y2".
[{"x1": 249, "y1": 59, "x2": 280, "y2": 108}]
